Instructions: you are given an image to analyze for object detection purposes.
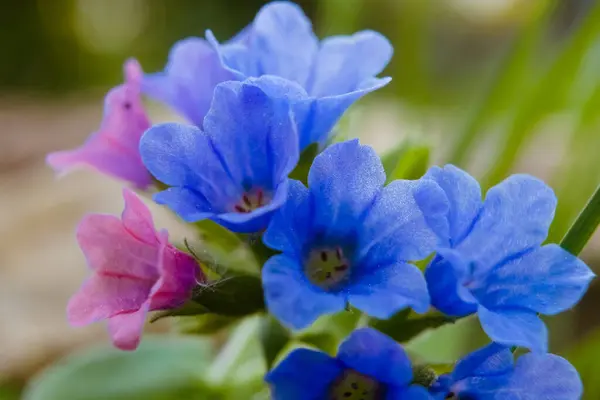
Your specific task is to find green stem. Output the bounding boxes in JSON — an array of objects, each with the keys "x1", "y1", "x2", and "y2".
[{"x1": 560, "y1": 183, "x2": 600, "y2": 256}]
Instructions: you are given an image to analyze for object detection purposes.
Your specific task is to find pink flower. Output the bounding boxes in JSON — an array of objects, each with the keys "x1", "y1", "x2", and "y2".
[
  {"x1": 47, "y1": 59, "x2": 153, "y2": 189},
  {"x1": 67, "y1": 189, "x2": 201, "y2": 350}
]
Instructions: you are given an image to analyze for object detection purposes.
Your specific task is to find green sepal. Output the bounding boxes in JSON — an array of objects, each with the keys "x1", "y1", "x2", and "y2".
[
  {"x1": 411, "y1": 364, "x2": 438, "y2": 387},
  {"x1": 151, "y1": 274, "x2": 265, "y2": 322}
]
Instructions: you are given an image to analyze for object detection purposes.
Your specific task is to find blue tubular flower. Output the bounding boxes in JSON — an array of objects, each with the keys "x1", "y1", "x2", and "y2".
[
  {"x1": 262, "y1": 140, "x2": 448, "y2": 329},
  {"x1": 429, "y1": 343, "x2": 582, "y2": 400},
  {"x1": 422, "y1": 165, "x2": 595, "y2": 352},
  {"x1": 140, "y1": 38, "x2": 235, "y2": 127},
  {"x1": 206, "y1": 1, "x2": 393, "y2": 149},
  {"x1": 266, "y1": 328, "x2": 432, "y2": 400},
  {"x1": 139, "y1": 77, "x2": 299, "y2": 233}
]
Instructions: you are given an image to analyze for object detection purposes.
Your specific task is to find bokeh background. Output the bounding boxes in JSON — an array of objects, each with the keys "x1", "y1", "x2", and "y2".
[{"x1": 2, "y1": 0, "x2": 600, "y2": 398}]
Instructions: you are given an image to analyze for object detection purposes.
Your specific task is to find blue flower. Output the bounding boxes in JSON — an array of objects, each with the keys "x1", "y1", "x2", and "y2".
[
  {"x1": 429, "y1": 343, "x2": 582, "y2": 400},
  {"x1": 266, "y1": 327, "x2": 432, "y2": 400},
  {"x1": 140, "y1": 37, "x2": 235, "y2": 128},
  {"x1": 139, "y1": 76, "x2": 299, "y2": 233},
  {"x1": 422, "y1": 165, "x2": 595, "y2": 352},
  {"x1": 262, "y1": 139, "x2": 448, "y2": 329},
  {"x1": 141, "y1": 1, "x2": 391, "y2": 148}
]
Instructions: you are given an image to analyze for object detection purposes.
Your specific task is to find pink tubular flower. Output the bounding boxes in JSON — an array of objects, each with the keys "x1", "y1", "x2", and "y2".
[
  {"x1": 46, "y1": 59, "x2": 153, "y2": 189},
  {"x1": 67, "y1": 189, "x2": 201, "y2": 350}
]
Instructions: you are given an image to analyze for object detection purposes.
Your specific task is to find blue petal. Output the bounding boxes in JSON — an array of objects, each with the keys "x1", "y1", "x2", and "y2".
[
  {"x1": 213, "y1": 178, "x2": 290, "y2": 233},
  {"x1": 456, "y1": 174, "x2": 557, "y2": 276},
  {"x1": 478, "y1": 306, "x2": 548, "y2": 353},
  {"x1": 241, "y1": 75, "x2": 319, "y2": 151},
  {"x1": 307, "y1": 139, "x2": 385, "y2": 239},
  {"x1": 425, "y1": 254, "x2": 478, "y2": 317},
  {"x1": 262, "y1": 254, "x2": 346, "y2": 330},
  {"x1": 452, "y1": 343, "x2": 513, "y2": 382},
  {"x1": 250, "y1": 76, "x2": 391, "y2": 150},
  {"x1": 387, "y1": 385, "x2": 434, "y2": 400},
  {"x1": 249, "y1": 1, "x2": 319, "y2": 86},
  {"x1": 337, "y1": 328, "x2": 413, "y2": 387},
  {"x1": 263, "y1": 180, "x2": 313, "y2": 258},
  {"x1": 300, "y1": 78, "x2": 391, "y2": 148},
  {"x1": 348, "y1": 262, "x2": 430, "y2": 317},
  {"x1": 357, "y1": 178, "x2": 448, "y2": 265},
  {"x1": 203, "y1": 79, "x2": 300, "y2": 191},
  {"x1": 428, "y1": 375, "x2": 453, "y2": 399},
  {"x1": 501, "y1": 353, "x2": 583, "y2": 399},
  {"x1": 266, "y1": 348, "x2": 343, "y2": 400},
  {"x1": 141, "y1": 38, "x2": 232, "y2": 127},
  {"x1": 153, "y1": 187, "x2": 214, "y2": 222},
  {"x1": 139, "y1": 123, "x2": 241, "y2": 210},
  {"x1": 480, "y1": 244, "x2": 594, "y2": 315},
  {"x1": 308, "y1": 31, "x2": 393, "y2": 97},
  {"x1": 423, "y1": 165, "x2": 481, "y2": 246},
  {"x1": 454, "y1": 352, "x2": 582, "y2": 399}
]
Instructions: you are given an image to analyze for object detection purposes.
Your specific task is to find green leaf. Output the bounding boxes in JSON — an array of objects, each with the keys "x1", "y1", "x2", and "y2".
[
  {"x1": 565, "y1": 327, "x2": 600, "y2": 399},
  {"x1": 447, "y1": 1, "x2": 556, "y2": 166},
  {"x1": 381, "y1": 142, "x2": 409, "y2": 179},
  {"x1": 0, "y1": 382, "x2": 22, "y2": 400},
  {"x1": 289, "y1": 143, "x2": 319, "y2": 184},
  {"x1": 405, "y1": 315, "x2": 488, "y2": 365},
  {"x1": 258, "y1": 315, "x2": 291, "y2": 368},
  {"x1": 370, "y1": 310, "x2": 454, "y2": 344},
  {"x1": 295, "y1": 310, "x2": 362, "y2": 354},
  {"x1": 175, "y1": 314, "x2": 239, "y2": 335},
  {"x1": 388, "y1": 142, "x2": 430, "y2": 182},
  {"x1": 484, "y1": 0, "x2": 600, "y2": 187},
  {"x1": 23, "y1": 336, "x2": 216, "y2": 400},
  {"x1": 559, "y1": 182, "x2": 600, "y2": 256},
  {"x1": 206, "y1": 316, "x2": 266, "y2": 388}
]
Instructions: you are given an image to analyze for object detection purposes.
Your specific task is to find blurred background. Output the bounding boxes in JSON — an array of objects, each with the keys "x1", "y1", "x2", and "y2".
[{"x1": 2, "y1": 0, "x2": 600, "y2": 398}]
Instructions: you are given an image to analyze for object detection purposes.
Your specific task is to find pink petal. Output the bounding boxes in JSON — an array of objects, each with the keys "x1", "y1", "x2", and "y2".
[
  {"x1": 76, "y1": 214, "x2": 160, "y2": 281},
  {"x1": 107, "y1": 302, "x2": 149, "y2": 351},
  {"x1": 67, "y1": 274, "x2": 153, "y2": 326},
  {"x1": 149, "y1": 230, "x2": 200, "y2": 310},
  {"x1": 121, "y1": 189, "x2": 159, "y2": 245},
  {"x1": 46, "y1": 59, "x2": 152, "y2": 188}
]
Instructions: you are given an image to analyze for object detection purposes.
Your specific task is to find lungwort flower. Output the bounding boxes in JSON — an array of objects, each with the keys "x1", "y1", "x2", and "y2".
[
  {"x1": 262, "y1": 139, "x2": 448, "y2": 329},
  {"x1": 266, "y1": 328, "x2": 431, "y2": 400},
  {"x1": 47, "y1": 60, "x2": 153, "y2": 188},
  {"x1": 429, "y1": 343, "x2": 582, "y2": 399},
  {"x1": 422, "y1": 165, "x2": 594, "y2": 352},
  {"x1": 67, "y1": 189, "x2": 201, "y2": 350},
  {"x1": 143, "y1": 1, "x2": 392, "y2": 149},
  {"x1": 139, "y1": 77, "x2": 299, "y2": 233}
]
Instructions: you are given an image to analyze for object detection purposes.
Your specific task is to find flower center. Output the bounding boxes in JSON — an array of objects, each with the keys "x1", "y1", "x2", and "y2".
[
  {"x1": 305, "y1": 246, "x2": 350, "y2": 289},
  {"x1": 329, "y1": 369, "x2": 384, "y2": 400},
  {"x1": 233, "y1": 188, "x2": 269, "y2": 213}
]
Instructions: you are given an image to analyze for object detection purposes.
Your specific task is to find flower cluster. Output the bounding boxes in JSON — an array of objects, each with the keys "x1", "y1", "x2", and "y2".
[
  {"x1": 267, "y1": 328, "x2": 582, "y2": 400},
  {"x1": 47, "y1": 1, "x2": 594, "y2": 399}
]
